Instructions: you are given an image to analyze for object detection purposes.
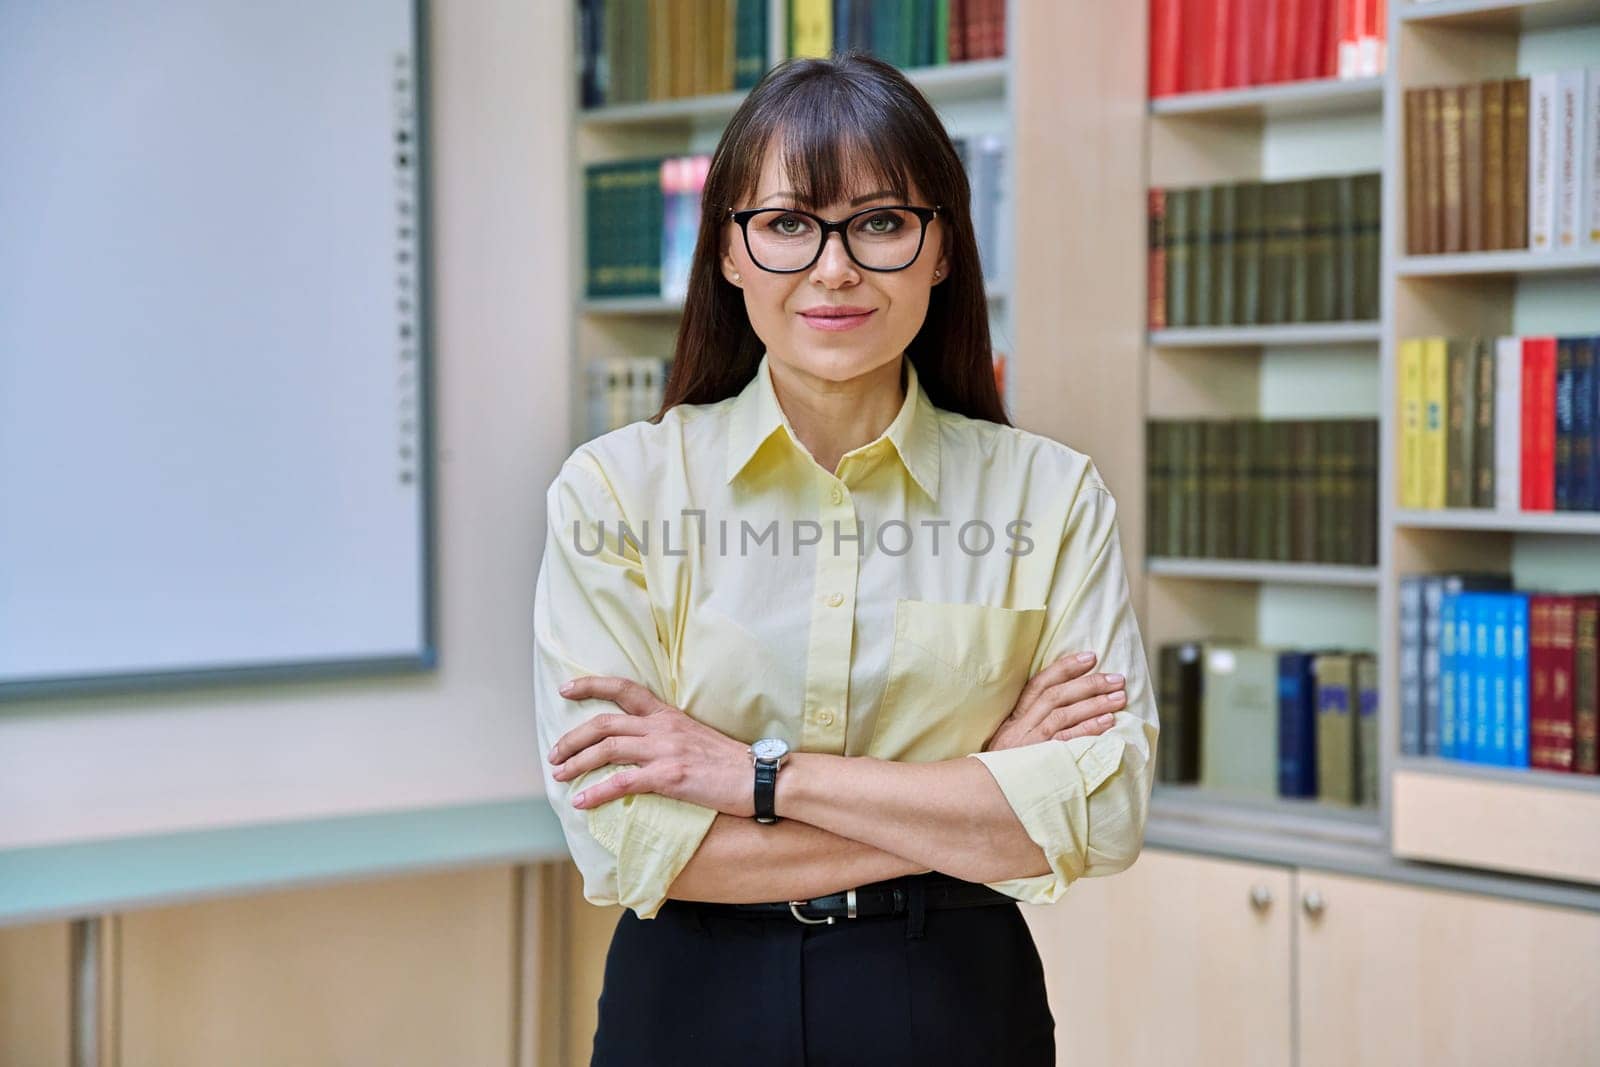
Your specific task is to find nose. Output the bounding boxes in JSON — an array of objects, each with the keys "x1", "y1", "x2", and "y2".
[{"x1": 811, "y1": 229, "x2": 858, "y2": 285}]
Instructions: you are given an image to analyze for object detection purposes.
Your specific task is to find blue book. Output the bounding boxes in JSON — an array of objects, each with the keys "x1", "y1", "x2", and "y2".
[
  {"x1": 1277, "y1": 651, "x2": 1318, "y2": 797},
  {"x1": 1573, "y1": 336, "x2": 1595, "y2": 511},
  {"x1": 1509, "y1": 592, "x2": 1531, "y2": 768},
  {"x1": 1440, "y1": 592, "x2": 1459, "y2": 759},
  {"x1": 1472, "y1": 593, "x2": 1492, "y2": 764},
  {"x1": 1455, "y1": 593, "x2": 1475, "y2": 762},
  {"x1": 1488, "y1": 593, "x2": 1511, "y2": 766}
]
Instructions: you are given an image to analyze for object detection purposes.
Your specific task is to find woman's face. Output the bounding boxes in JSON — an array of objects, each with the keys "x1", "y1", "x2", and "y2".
[{"x1": 720, "y1": 140, "x2": 949, "y2": 385}]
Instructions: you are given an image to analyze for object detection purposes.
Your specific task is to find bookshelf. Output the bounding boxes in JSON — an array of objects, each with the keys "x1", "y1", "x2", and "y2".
[
  {"x1": 1378, "y1": 0, "x2": 1600, "y2": 886},
  {"x1": 571, "y1": 1, "x2": 1017, "y2": 453}
]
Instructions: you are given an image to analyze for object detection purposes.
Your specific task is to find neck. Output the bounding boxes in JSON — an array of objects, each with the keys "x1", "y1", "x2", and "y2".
[{"x1": 768, "y1": 355, "x2": 905, "y2": 477}]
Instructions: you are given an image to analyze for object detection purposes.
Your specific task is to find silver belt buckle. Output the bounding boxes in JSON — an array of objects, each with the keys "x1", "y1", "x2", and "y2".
[{"x1": 788, "y1": 888, "x2": 856, "y2": 925}]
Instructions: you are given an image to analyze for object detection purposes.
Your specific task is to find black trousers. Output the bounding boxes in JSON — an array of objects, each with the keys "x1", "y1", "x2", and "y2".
[{"x1": 589, "y1": 880, "x2": 1056, "y2": 1066}]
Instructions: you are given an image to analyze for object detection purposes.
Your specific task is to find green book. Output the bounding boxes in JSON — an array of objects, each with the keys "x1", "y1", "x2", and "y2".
[
  {"x1": 1334, "y1": 174, "x2": 1357, "y2": 321},
  {"x1": 1147, "y1": 422, "x2": 1168, "y2": 559},
  {"x1": 1473, "y1": 336, "x2": 1497, "y2": 508},
  {"x1": 1192, "y1": 186, "x2": 1215, "y2": 328},
  {"x1": 1314, "y1": 420, "x2": 1339, "y2": 563},
  {"x1": 1355, "y1": 420, "x2": 1379, "y2": 565},
  {"x1": 1355, "y1": 653, "x2": 1379, "y2": 808},
  {"x1": 1305, "y1": 177, "x2": 1338, "y2": 322},
  {"x1": 1232, "y1": 419, "x2": 1256, "y2": 560},
  {"x1": 1183, "y1": 420, "x2": 1204, "y2": 555},
  {"x1": 734, "y1": 0, "x2": 770, "y2": 90},
  {"x1": 1315, "y1": 654, "x2": 1358, "y2": 806},
  {"x1": 1284, "y1": 180, "x2": 1310, "y2": 324},
  {"x1": 1234, "y1": 181, "x2": 1264, "y2": 327},
  {"x1": 1212, "y1": 183, "x2": 1237, "y2": 326},
  {"x1": 1354, "y1": 172, "x2": 1381, "y2": 320},
  {"x1": 1292, "y1": 420, "x2": 1319, "y2": 562},
  {"x1": 1261, "y1": 182, "x2": 1289, "y2": 324},
  {"x1": 1446, "y1": 337, "x2": 1477, "y2": 508},
  {"x1": 1272, "y1": 421, "x2": 1295, "y2": 561},
  {"x1": 1165, "y1": 188, "x2": 1193, "y2": 329},
  {"x1": 1201, "y1": 644, "x2": 1280, "y2": 797}
]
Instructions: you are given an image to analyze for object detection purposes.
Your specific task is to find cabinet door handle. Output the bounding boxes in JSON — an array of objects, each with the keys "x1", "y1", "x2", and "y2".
[
  {"x1": 1301, "y1": 889, "x2": 1326, "y2": 919},
  {"x1": 1248, "y1": 884, "x2": 1273, "y2": 912}
]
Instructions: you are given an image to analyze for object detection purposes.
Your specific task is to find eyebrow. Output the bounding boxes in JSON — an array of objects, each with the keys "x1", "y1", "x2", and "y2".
[{"x1": 760, "y1": 189, "x2": 897, "y2": 208}]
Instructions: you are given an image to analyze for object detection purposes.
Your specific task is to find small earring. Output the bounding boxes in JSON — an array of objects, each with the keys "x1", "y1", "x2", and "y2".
[
  {"x1": 732, "y1": 272, "x2": 741, "y2": 281},
  {"x1": 933, "y1": 270, "x2": 941, "y2": 279}
]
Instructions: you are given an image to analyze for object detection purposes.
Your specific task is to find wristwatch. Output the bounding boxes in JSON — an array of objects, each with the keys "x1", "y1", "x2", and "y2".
[{"x1": 750, "y1": 737, "x2": 790, "y2": 824}]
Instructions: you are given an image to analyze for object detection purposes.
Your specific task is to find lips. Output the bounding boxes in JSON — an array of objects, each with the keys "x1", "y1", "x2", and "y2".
[{"x1": 800, "y1": 306, "x2": 874, "y2": 318}]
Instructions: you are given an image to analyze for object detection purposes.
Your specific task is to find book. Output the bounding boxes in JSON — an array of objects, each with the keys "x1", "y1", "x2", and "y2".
[
  {"x1": 1201, "y1": 644, "x2": 1280, "y2": 797},
  {"x1": 1421, "y1": 336, "x2": 1448, "y2": 509},
  {"x1": 1530, "y1": 72, "x2": 1558, "y2": 251},
  {"x1": 1157, "y1": 640, "x2": 1204, "y2": 782},
  {"x1": 1556, "y1": 69, "x2": 1587, "y2": 250},
  {"x1": 1355, "y1": 652, "x2": 1378, "y2": 805},
  {"x1": 1495, "y1": 336, "x2": 1523, "y2": 513},
  {"x1": 1278, "y1": 650, "x2": 1319, "y2": 797},
  {"x1": 1399, "y1": 338, "x2": 1424, "y2": 508},
  {"x1": 1314, "y1": 653, "x2": 1357, "y2": 805},
  {"x1": 1400, "y1": 575, "x2": 1424, "y2": 755},
  {"x1": 1506, "y1": 77, "x2": 1531, "y2": 249}
]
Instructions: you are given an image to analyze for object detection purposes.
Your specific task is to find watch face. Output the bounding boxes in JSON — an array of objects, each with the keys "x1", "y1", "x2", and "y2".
[{"x1": 751, "y1": 737, "x2": 789, "y2": 762}]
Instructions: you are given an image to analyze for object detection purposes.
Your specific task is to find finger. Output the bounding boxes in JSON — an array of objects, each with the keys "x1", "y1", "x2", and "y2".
[
  {"x1": 548, "y1": 712, "x2": 650, "y2": 765},
  {"x1": 1042, "y1": 689, "x2": 1126, "y2": 737},
  {"x1": 1053, "y1": 712, "x2": 1117, "y2": 742},
  {"x1": 552, "y1": 734, "x2": 654, "y2": 782},
  {"x1": 1013, "y1": 651, "x2": 1099, "y2": 722},
  {"x1": 572, "y1": 766, "x2": 650, "y2": 809},
  {"x1": 1040, "y1": 670, "x2": 1124, "y2": 712},
  {"x1": 558, "y1": 676, "x2": 665, "y2": 718}
]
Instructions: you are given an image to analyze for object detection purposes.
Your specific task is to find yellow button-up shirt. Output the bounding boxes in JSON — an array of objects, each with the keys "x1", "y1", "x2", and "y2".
[{"x1": 534, "y1": 350, "x2": 1158, "y2": 919}]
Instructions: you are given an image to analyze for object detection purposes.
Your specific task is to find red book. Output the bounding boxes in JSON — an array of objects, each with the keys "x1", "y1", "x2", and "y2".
[
  {"x1": 1257, "y1": 0, "x2": 1281, "y2": 86},
  {"x1": 1150, "y1": 0, "x2": 1184, "y2": 97},
  {"x1": 1527, "y1": 336, "x2": 1558, "y2": 510},
  {"x1": 1521, "y1": 337, "x2": 1538, "y2": 510},
  {"x1": 1181, "y1": 0, "x2": 1213, "y2": 92},
  {"x1": 1226, "y1": 0, "x2": 1256, "y2": 87},
  {"x1": 990, "y1": 0, "x2": 1007, "y2": 59},
  {"x1": 1209, "y1": 0, "x2": 1233, "y2": 89},
  {"x1": 1149, "y1": 189, "x2": 1167, "y2": 329},
  {"x1": 948, "y1": 0, "x2": 966, "y2": 62},
  {"x1": 1273, "y1": 0, "x2": 1300, "y2": 84},
  {"x1": 1531, "y1": 595, "x2": 1578, "y2": 771},
  {"x1": 1322, "y1": 0, "x2": 1343, "y2": 80},
  {"x1": 1298, "y1": 0, "x2": 1328, "y2": 81}
]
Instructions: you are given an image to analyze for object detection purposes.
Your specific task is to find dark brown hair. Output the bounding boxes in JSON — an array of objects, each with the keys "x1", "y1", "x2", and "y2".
[{"x1": 651, "y1": 50, "x2": 1010, "y2": 427}]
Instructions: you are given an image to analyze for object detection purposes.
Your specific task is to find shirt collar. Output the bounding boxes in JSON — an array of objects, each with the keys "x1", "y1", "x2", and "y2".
[{"x1": 723, "y1": 350, "x2": 941, "y2": 502}]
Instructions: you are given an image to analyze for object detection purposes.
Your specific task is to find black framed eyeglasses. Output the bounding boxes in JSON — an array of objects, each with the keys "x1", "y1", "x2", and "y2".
[{"x1": 726, "y1": 203, "x2": 942, "y2": 273}]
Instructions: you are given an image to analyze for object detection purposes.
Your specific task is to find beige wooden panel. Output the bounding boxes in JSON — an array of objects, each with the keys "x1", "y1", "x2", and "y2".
[
  {"x1": 556, "y1": 862, "x2": 623, "y2": 1067},
  {"x1": 0, "y1": 920, "x2": 70, "y2": 1067},
  {"x1": 1020, "y1": 848, "x2": 1294, "y2": 1067},
  {"x1": 118, "y1": 867, "x2": 518, "y2": 1067},
  {"x1": 1298, "y1": 868, "x2": 1600, "y2": 1067},
  {"x1": 1392, "y1": 769, "x2": 1600, "y2": 886}
]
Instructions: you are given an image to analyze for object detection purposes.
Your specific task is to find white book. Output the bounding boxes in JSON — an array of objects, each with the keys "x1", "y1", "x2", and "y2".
[
  {"x1": 1494, "y1": 336, "x2": 1522, "y2": 514},
  {"x1": 1555, "y1": 70, "x2": 1587, "y2": 250},
  {"x1": 1529, "y1": 73, "x2": 1558, "y2": 252},
  {"x1": 1587, "y1": 68, "x2": 1600, "y2": 246}
]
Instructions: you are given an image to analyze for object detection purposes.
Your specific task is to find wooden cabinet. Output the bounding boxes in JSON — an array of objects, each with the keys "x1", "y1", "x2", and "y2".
[
  {"x1": 1025, "y1": 848, "x2": 1600, "y2": 1067},
  {"x1": 1297, "y1": 870, "x2": 1600, "y2": 1067},
  {"x1": 1020, "y1": 849, "x2": 1294, "y2": 1067}
]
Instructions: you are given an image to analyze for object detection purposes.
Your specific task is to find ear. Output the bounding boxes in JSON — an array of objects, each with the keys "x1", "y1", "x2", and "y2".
[
  {"x1": 933, "y1": 253, "x2": 950, "y2": 283},
  {"x1": 721, "y1": 246, "x2": 743, "y2": 288}
]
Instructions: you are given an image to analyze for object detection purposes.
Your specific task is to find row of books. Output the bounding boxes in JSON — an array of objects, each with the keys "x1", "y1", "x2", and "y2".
[
  {"x1": 788, "y1": 0, "x2": 1006, "y2": 65},
  {"x1": 588, "y1": 355, "x2": 671, "y2": 439},
  {"x1": 1403, "y1": 71, "x2": 1600, "y2": 256},
  {"x1": 1146, "y1": 418, "x2": 1378, "y2": 566},
  {"x1": 1399, "y1": 573, "x2": 1600, "y2": 774},
  {"x1": 1157, "y1": 641, "x2": 1379, "y2": 808},
  {"x1": 1397, "y1": 335, "x2": 1600, "y2": 513},
  {"x1": 584, "y1": 137, "x2": 1009, "y2": 300},
  {"x1": 578, "y1": 0, "x2": 769, "y2": 109},
  {"x1": 1149, "y1": 0, "x2": 1386, "y2": 99},
  {"x1": 1147, "y1": 174, "x2": 1380, "y2": 331}
]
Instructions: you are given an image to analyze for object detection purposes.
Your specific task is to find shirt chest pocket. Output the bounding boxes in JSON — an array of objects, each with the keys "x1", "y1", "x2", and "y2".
[{"x1": 867, "y1": 599, "x2": 1048, "y2": 763}]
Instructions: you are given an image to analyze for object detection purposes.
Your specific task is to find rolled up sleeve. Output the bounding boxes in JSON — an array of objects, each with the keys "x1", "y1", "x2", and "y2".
[
  {"x1": 533, "y1": 453, "x2": 718, "y2": 919},
  {"x1": 966, "y1": 472, "x2": 1160, "y2": 904}
]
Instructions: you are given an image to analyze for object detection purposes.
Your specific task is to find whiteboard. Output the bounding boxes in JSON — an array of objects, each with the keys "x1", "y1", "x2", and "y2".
[{"x1": 0, "y1": 0, "x2": 435, "y2": 698}]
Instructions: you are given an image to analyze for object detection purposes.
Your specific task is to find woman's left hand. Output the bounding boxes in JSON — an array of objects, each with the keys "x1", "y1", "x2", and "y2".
[{"x1": 548, "y1": 675, "x2": 756, "y2": 816}]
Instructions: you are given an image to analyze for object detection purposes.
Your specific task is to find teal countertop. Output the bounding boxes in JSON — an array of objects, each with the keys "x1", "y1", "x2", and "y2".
[{"x1": 0, "y1": 795, "x2": 570, "y2": 928}]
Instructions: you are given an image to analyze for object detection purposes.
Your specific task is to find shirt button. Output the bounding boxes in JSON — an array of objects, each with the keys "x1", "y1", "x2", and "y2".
[
  {"x1": 817, "y1": 708, "x2": 835, "y2": 726},
  {"x1": 830, "y1": 486, "x2": 844, "y2": 505},
  {"x1": 826, "y1": 592, "x2": 844, "y2": 607}
]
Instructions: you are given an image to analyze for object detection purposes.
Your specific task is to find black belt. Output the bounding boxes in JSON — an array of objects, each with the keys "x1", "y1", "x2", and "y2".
[{"x1": 693, "y1": 872, "x2": 1014, "y2": 925}]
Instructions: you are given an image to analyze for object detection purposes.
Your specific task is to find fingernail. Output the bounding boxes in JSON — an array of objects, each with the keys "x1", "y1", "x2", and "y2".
[
  {"x1": 1099, "y1": 713, "x2": 1115, "y2": 724},
  {"x1": 572, "y1": 791, "x2": 585, "y2": 807},
  {"x1": 559, "y1": 681, "x2": 575, "y2": 696},
  {"x1": 547, "y1": 746, "x2": 558, "y2": 763},
  {"x1": 1075, "y1": 652, "x2": 1095, "y2": 664},
  {"x1": 1105, "y1": 673, "x2": 1124, "y2": 686},
  {"x1": 1107, "y1": 691, "x2": 1126, "y2": 705}
]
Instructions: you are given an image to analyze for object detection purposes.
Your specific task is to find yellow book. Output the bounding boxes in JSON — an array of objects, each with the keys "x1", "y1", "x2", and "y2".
[
  {"x1": 1421, "y1": 336, "x2": 1448, "y2": 509},
  {"x1": 790, "y1": 0, "x2": 832, "y2": 60},
  {"x1": 1399, "y1": 338, "x2": 1424, "y2": 509}
]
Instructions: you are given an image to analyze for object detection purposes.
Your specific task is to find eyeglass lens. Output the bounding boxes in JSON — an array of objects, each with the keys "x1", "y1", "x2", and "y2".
[{"x1": 743, "y1": 208, "x2": 925, "y2": 271}]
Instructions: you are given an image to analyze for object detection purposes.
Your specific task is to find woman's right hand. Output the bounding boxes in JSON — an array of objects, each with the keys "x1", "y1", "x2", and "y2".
[{"x1": 981, "y1": 651, "x2": 1125, "y2": 752}]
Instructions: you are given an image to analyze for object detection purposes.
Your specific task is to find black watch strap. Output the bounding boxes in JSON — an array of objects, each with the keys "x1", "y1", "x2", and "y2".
[{"x1": 754, "y1": 759, "x2": 779, "y2": 824}]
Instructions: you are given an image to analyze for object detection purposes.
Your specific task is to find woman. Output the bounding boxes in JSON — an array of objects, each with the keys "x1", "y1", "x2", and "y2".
[{"x1": 534, "y1": 51, "x2": 1158, "y2": 1066}]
